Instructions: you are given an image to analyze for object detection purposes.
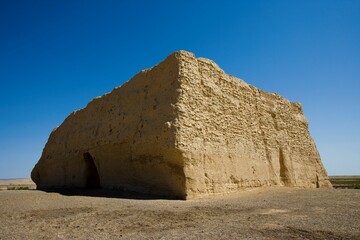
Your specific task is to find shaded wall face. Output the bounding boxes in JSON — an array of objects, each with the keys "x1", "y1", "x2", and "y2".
[
  {"x1": 32, "y1": 53, "x2": 188, "y2": 198},
  {"x1": 84, "y1": 143, "x2": 186, "y2": 198},
  {"x1": 32, "y1": 155, "x2": 90, "y2": 189},
  {"x1": 175, "y1": 54, "x2": 330, "y2": 198}
]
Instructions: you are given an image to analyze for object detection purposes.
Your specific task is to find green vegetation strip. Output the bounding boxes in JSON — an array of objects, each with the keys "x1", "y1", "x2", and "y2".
[
  {"x1": 330, "y1": 176, "x2": 360, "y2": 189},
  {"x1": 7, "y1": 186, "x2": 31, "y2": 190}
]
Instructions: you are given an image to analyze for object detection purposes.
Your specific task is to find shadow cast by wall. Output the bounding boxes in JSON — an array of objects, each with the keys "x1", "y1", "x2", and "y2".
[{"x1": 38, "y1": 188, "x2": 182, "y2": 200}]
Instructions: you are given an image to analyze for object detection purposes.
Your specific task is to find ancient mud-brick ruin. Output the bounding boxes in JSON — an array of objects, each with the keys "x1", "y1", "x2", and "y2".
[{"x1": 31, "y1": 51, "x2": 332, "y2": 199}]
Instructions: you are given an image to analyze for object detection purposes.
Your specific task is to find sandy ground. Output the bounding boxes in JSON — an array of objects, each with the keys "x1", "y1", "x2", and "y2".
[{"x1": 0, "y1": 186, "x2": 359, "y2": 240}]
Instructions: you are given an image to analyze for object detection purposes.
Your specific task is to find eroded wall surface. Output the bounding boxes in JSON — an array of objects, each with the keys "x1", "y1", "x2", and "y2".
[
  {"x1": 32, "y1": 50, "x2": 331, "y2": 199},
  {"x1": 174, "y1": 51, "x2": 331, "y2": 199},
  {"x1": 32, "y1": 53, "x2": 187, "y2": 198}
]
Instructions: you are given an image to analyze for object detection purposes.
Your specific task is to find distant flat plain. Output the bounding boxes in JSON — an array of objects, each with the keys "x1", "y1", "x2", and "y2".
[
  {"x1": 0, "y1": 178, "x2": 359, "y2": 239},
  {"x1": 0, "y1": 178, "x2": 36, "y2": 190}
]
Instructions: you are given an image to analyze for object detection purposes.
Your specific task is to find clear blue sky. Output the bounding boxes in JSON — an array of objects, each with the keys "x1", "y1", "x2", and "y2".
[{"x1": 0, "y1": 0, "x2": 359, "y2": 178}]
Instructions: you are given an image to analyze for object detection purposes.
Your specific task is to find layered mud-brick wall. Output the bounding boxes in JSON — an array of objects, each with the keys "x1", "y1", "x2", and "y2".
[{"x1": 32, "y1": 51, "x2": 332, "y2": 199}]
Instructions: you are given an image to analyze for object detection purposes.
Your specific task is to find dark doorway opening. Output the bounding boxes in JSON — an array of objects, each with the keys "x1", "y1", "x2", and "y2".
[
  {"x1": 279, "y1": 148, "x2": 289, "y2": 186},
  {"x1": 83, "y1": 152, "x2": 100, "y2": 188}
]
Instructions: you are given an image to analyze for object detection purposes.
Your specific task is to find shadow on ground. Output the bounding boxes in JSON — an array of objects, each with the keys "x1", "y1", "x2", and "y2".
[{"x1": 38, "y1": 188, "x2": 181, "y2": 200}]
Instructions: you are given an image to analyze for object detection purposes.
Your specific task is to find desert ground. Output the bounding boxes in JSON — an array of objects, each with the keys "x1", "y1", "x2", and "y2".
[{"x1": 1, "y1": 179, "x2": 359, "y2": 240}]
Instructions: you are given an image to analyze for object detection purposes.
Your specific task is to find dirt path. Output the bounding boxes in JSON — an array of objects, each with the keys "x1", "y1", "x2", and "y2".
[{"x1": 0, "y1": 188, "x2": 359, "y2": 239}]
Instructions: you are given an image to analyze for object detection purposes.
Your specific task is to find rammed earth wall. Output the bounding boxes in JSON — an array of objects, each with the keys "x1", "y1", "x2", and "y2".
[{"x1": 32, "y1": 51, "x2": 331, "y2": 199}]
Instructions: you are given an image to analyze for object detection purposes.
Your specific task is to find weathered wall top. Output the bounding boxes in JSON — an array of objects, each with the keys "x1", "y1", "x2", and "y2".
[{"x1": 32, "y1": 50, "x2": 331, "y2": 199}]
